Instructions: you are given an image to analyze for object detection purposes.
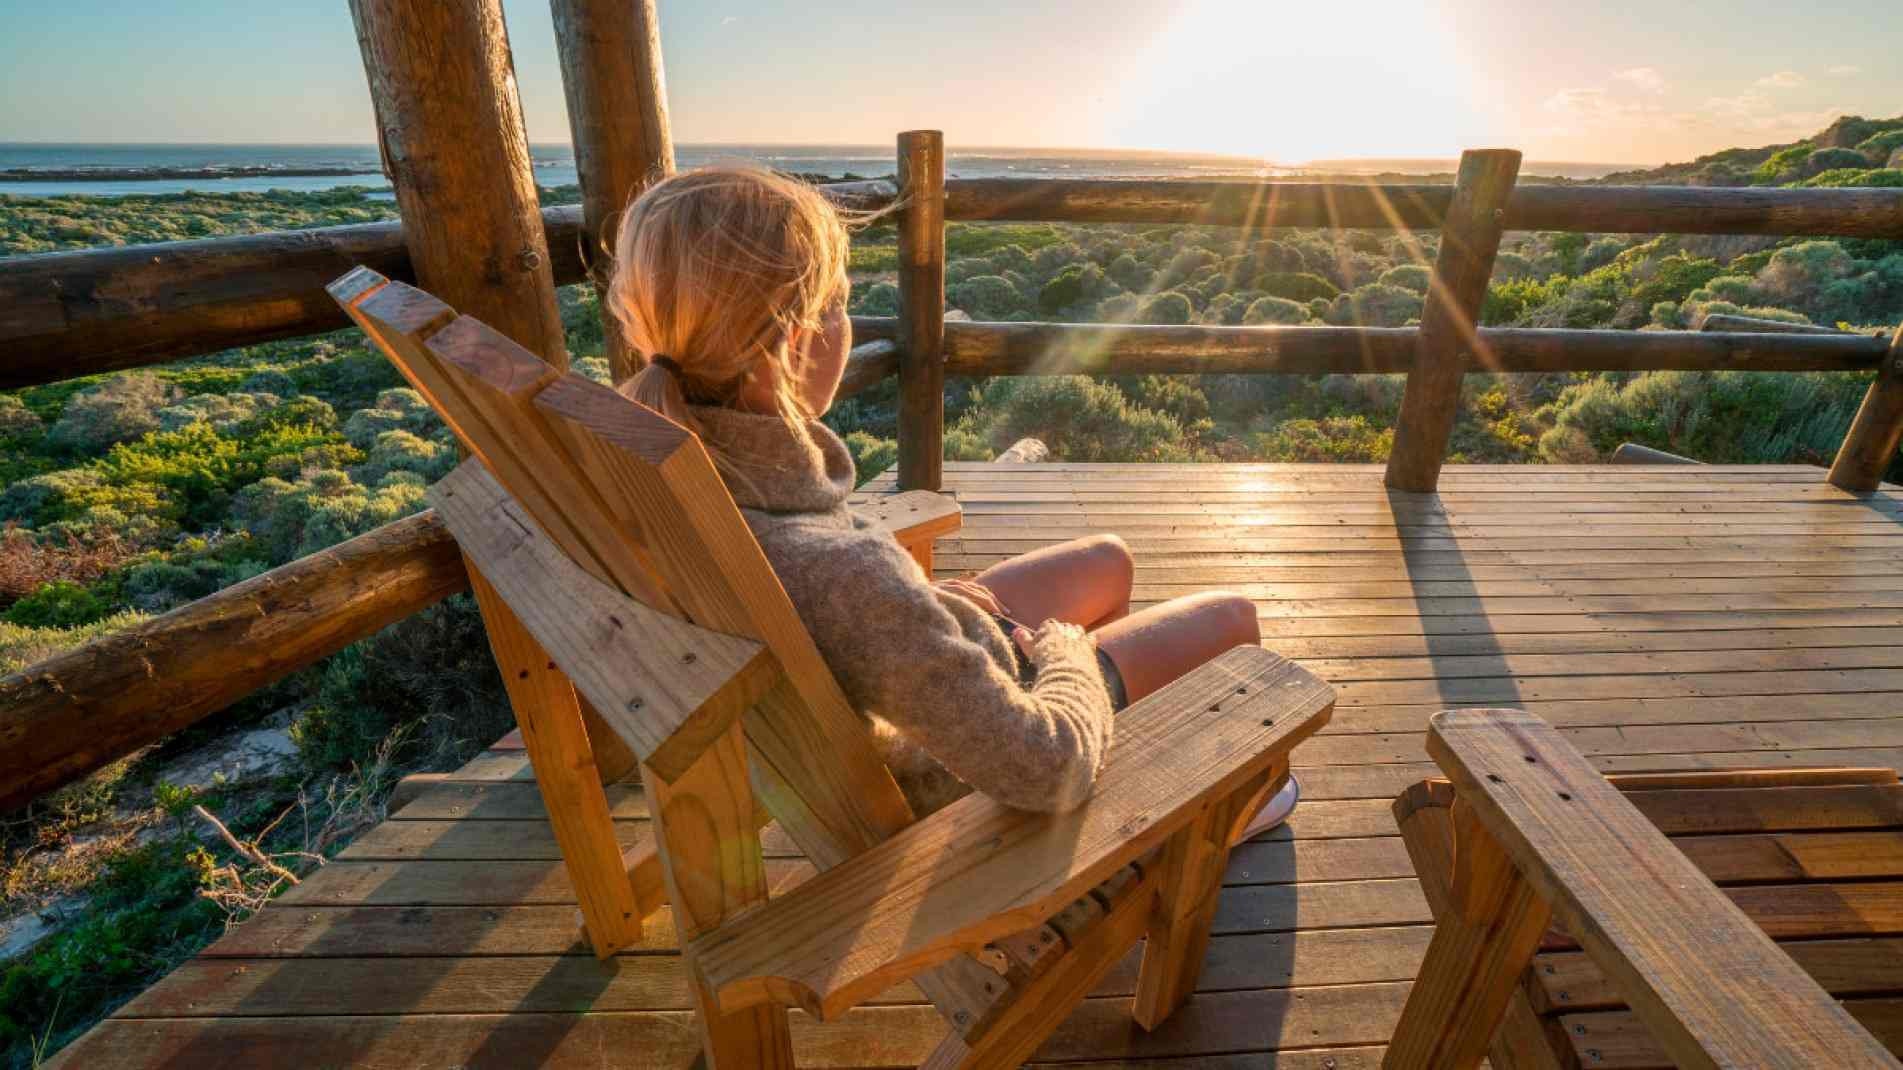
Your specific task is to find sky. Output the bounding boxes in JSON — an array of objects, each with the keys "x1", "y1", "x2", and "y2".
[{"x1": 1, "y1": 0, "x2": 1899, "y2": 166}]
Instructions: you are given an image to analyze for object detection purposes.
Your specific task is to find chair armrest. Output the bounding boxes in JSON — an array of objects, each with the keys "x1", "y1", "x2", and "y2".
[
  {"x1": 854, "y1": 491, "x2": 962, "y2": 552},
  {"x1": 687, "y1": 645, "x2": 1334, "y2": 1022},
  {"x1": 1426, "y1": 709, "x2": 1898, "y2": 1068}
]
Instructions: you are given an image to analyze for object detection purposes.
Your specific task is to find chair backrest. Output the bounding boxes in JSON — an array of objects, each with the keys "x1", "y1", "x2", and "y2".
[{"x1": 329, "y1": 267, "x2": 919, "y2": 866}]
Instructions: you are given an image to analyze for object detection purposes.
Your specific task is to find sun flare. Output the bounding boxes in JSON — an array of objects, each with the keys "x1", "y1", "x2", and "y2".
[{"x1": 1105, "y1": 0, "x2": 1489, "y2": 163}]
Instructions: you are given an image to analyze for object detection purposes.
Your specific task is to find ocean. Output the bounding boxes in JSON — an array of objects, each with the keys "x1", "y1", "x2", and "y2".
[{"x1": 0, "y1": 143, "x2": 1633, "y2": 197}]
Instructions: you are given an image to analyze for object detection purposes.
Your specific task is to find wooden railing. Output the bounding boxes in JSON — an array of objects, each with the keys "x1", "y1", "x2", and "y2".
[{"x1": 2, "y1": 15, "x2": 1900, "y2": 813}]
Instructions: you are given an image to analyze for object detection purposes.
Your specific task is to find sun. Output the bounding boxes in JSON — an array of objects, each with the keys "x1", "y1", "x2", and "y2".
[{"x1": 1104, "y1": 0, "x2": 1490, "y2": 163}]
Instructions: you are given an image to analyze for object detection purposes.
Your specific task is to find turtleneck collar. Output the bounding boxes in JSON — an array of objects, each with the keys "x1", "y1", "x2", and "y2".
[{"x1": 688, "y1": 405, "x2": 856, "y2": 515}]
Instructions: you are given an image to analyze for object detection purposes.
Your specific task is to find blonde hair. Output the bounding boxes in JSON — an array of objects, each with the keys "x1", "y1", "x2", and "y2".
[{"x1": 609, "y1": 166, "x2": 853, "y2": 435}]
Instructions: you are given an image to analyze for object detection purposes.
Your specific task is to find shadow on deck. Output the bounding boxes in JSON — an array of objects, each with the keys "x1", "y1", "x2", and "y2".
[{"x1": 51, "y1": 462, "x2": 1903, "y2": 1068}]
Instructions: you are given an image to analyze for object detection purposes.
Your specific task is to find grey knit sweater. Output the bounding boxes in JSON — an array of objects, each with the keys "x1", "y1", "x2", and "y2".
[{"x1": 692, "y1": 406, "x2": 1115, "y2": 814}]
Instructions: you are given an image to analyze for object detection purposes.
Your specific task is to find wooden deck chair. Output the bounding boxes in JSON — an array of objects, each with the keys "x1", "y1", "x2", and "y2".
[
  {"x1": 329, "y1": 267, "x2": 1337, "y2": 1068},
  {"x1": 1384, "y1": 708, "x2": 1903, "y2": 1070}
]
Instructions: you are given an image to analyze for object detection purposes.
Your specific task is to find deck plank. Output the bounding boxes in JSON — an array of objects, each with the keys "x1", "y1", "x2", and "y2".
[{"x1": 54, "y1": 463, "x2": 1903, "y2": 1068}]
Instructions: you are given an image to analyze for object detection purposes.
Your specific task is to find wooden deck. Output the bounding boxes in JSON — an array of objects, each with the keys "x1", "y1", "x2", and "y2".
[{"x1": 52, "y1": 462, "x2": 1903, "y2": 1069}]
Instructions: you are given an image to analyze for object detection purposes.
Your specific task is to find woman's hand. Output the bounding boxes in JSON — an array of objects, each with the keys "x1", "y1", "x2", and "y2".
[
  {"x1": 1016, "y1": 619, "x2": 1090, "y2": 664},
  {"x1": 936, "y1": 577, "x2": 1008, "y2": 617}
]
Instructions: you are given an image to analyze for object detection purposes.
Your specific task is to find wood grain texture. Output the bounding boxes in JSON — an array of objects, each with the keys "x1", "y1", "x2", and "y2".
[
  {"x1": 549, "y1": 0, "x2": 673, "y2": 381},
  {"x1": 939, "y1": 179, "x2": 1903, "y2": 237},
  {"x1": 1383, "y1": 800, "x2": 1553, "y2": 1070},
  {"x1": 1386, "y1": 150, "x2": 1522, "y2": 492},
  {"x1": 689, "y1": 647, "x2": 1334, "y2": 1021},
  {"x1": 896, "y1": 130, "x2": 947, "y2": 490},
  {"x1": 927, "y1": 866, "x2": 1158, "y2": 1070},
  {"x1": 1425, "y1": 708, "x2": 1899, "y2": 1068},
  {"x1": 1830, "y1": 325, "x2": 1903, "y2": 492},
  {"x1": 856, "y1": 489, "x2": 963, "y2": 574},
  {"x1": 348, "y1": 0, "x2": 567, "y2": 364},
  {"x1": 450, "y1": 566, "x2": 641, "y2": 958},
  {"x1": 846, "y1": 317, "x2": 1890, "y2": 377},
  {"x1": 645, "y1": 723, "x2": 794, "y2": 1068},
  {"x1": 1134, "y1": 768, "x2": 1271, "y2": 1029},
  {"x1": 0, "y1": 510, "x2": 466, "y2": 811},
  {"x1": 431, "y1": 461, "x2": 776, "y2": 777}
]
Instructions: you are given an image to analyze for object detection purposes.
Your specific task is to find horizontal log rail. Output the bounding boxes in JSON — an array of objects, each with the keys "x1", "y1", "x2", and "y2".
[
  {"x1": 0, "y1": 511, "x2": 467, "y2": 812},
  {"x1": 0, "y1": 206, "x2": 588, "y2": 389},
  {"x1": 4, "y1": 181, "x2": 1899, "y2": 390},
  {"x1": 850, "y1": 318, "x2": 1891, "y2": 376},
  {"x1": 939, "y1": 180, "x2": 1903, "y2": 236}
]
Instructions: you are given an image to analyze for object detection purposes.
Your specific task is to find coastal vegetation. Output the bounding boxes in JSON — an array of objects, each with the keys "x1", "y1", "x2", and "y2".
[{"x1": 3, "y1": 116, "x2": 1902, "y2": 1065}]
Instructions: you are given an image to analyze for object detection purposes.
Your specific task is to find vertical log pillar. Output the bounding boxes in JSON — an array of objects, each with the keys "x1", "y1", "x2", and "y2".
[
  {"x1": 1385, "y1": 150, "x2": 1521, "y2": 492},
  {"x1": 350, "y1": 0, "x2": 642, "y2": 957},
  {"x1": 896, "y1": 130, "x2": 947, "y2": 491},
  {"x1": 349, "y1": 0, "x2": 567, "y2": 365},
  {"x1": 551, "y1": 0, "x2": 676, "y2": 383},
  {"x1": 1827, "y1": 324, "x2": 1903, "y2": 491}
]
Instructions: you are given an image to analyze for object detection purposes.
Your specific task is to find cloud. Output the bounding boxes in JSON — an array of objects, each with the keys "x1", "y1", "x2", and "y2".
[
  {"x1": 1612, "y1": 67, "x2": 1667, "y2": 94},
  {"x1": 1828, "y1": 65, "x2": 1862, "y2": 77},
  {"x1": 1542, "y1": 88, "x2": 1662, "y2": 132},
  {"x1": 1755, "y1": 71, "x2": 1806, "y2": 89},
  {"x1": 721, "y1": 15, "x2": 739, "y2": 24}
]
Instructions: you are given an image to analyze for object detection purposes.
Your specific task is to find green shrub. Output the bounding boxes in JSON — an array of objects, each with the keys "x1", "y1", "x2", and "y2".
[
  {"x1": 1754, "y1": 144, "x2": 1815, "y2": 182},
  {"x1": 1540, "y1": 370, "x2": 1874, "y2": 470},
  {"x1": 156, "y1": 391, "x2": 281, "y2": 433},
  {"x1": 340, "y1": 388, "x2": 438, "y2": 449},
  {"x1": 842, "y1": 431, "x2": 897, "y2": 486},
  {"x1": 1252, "y1": 271, "x2": 1339, "y2": 303},
  {"x1": 1492, "y1": 250, "x2": 1537, "y2": 281},
  {"x1": 1241, "y1": 296, "x2": 1308, "y2": 325},
  {"x1": 355, "y1": 429, "x2": 455, "y2": 485},
  {"x1": 0, "y1": 395, "x2": 45, "y2": 441},
  {"x1": 1376, "y1": 264, "x2": 1432, "y2": 293},
  {"x1": 291, "y1": 594, "x2": 509, "y2": 775},
  {"x1": 229, "y1": 468, "x2": 428, "y2": 562},
  {"x1": 1106, "y1": 252, "x2": 1150, "y2": 291},
  {"x1": 1802, "y1": 167, "x2": 1903, "y2": 188},
  {"x1": 987, "y1": 244, "x2": 1035, "y2": 276},
  {"x1": 1856, "y1": 130, "x2": 1903, "y2": 159},
  {"x1": 946, "y1": 223, "x2": 1065, "y2": 259},
  {"x1": 1138, "y1": 292, "x2": 1194, "y2": 325},
  {"x1": 5, "y1": 579, "x2": 109, "y2": 628},
  {"x1": 1327, "y1": 283, "x2": 1423, "y2": 327},
  {"x1": 946, "y1": 258, "x2": 993, "y2": 284},
  {"x1": 1038, "y1": 265, "x2": 1088, "y2": 314},
  {"x1": 45, "y1": 374, "x2": 182, "y2": 454},
  {"x1": 1247, "y1": 415, "x2": 1394, "y2": 462},
  {"x1": 1805, "y1": 147, "x2": 1876, "y2": 174},
  {"x1": 951, "y1": 376, "x2": 1199, "y2": 462},
  {"x1": 851, "y1": 280, "x2": 900, "y2": 317}
]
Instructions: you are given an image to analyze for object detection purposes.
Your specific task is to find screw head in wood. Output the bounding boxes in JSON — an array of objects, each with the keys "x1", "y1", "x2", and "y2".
[
  {"x1": 518, "y1": 247, "x2": 543, "y2": 271},
  {"x1": 626, "y1": 697, "x2": 644, "y2": 712}
]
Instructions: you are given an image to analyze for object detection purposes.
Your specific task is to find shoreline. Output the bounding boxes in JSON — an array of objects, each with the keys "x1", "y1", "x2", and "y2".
[{"x1": 0, "y1": 166, "x2": 383, "y2": 182}]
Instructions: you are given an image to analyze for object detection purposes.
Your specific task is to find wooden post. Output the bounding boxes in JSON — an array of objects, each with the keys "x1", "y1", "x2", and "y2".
[
  {"x1": 350, "y1": 0, "x2": 642, "y2": 956},
  {"x1": 349, "y1": 0, "x2": 568, "y2": 365},
  {"x1": 551, "y1": 0, "x2": 675, "y2": 383},
  {"x1": 896, "y1": 130, "x2": 947, "y2": 491},
  {"x1": 1385, "y1": 150, "x2": 1521, "y2": 492},
  {"x1": 1827, "y1": 324, "x2": 1903, "y2": 491}
]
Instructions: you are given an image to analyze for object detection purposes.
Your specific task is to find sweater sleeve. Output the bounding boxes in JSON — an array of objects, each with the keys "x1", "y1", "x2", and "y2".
[{"x1": 795, "y1": 530, "x2": 1115, "y2": 813}]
